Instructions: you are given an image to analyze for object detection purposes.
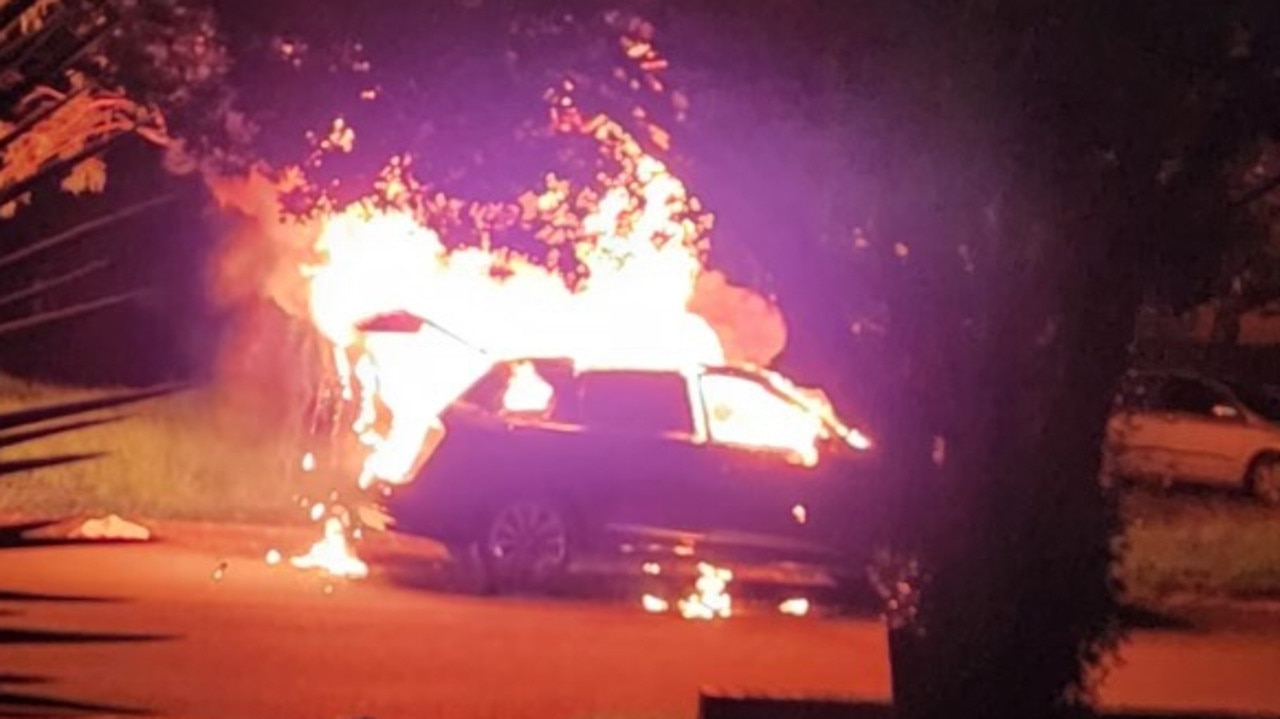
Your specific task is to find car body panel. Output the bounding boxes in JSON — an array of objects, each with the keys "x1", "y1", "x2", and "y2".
[{"x1": 1106, "y1": 371, "x2": 1280, "y2": 488}]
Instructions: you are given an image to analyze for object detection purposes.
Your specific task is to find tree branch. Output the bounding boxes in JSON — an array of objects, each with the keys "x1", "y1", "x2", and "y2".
[
  {"x1": 1233, "y1": 170, "x2": 1280, "y2": 208},
  {"x1": 0, "y1": 193, "x2": 175, "y2": 271},
  {"x1": 0, "y1": 0, "x2": 47, "y2": 51},
  {"x1": 0, "y1": 289, "x2": 142, "y2": 337},
  {"x1": 0, "y1": 84, "x2": 88, "y2": 156},
  {"x1": 0, "y1": 258, "x2": 108, "y2": 309}
]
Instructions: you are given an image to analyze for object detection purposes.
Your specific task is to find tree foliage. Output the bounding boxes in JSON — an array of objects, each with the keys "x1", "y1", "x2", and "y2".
[
  {"x1": 0, "y1": 0, "x2": 234, "y2": 218},
  {"x1": 818, "y1": 4, "x2": 1280, "y2": 718}
]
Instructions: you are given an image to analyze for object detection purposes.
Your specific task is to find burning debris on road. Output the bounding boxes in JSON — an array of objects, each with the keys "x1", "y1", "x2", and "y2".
[{"x1": 68, "y1": 514, "x2": 151, "y2": 541}]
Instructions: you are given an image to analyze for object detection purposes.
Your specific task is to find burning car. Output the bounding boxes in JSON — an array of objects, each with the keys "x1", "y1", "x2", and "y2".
[{"x1": 374, "y1": 338, "x2": 882, "y2": 594}]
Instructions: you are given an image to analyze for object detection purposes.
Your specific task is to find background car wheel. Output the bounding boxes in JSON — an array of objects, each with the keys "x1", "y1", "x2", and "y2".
[
  {"x1": 482, "y1": 500, "x2": 571, "y2": 593},
  {"x1": 1246, "y1": 454, "x2": 1280, "y2": 506}
]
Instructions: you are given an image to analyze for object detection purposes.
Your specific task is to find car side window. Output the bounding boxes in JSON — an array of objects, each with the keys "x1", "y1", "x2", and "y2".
[
  {"x1": 1114, "y1": 374, "x2": 1157, "y2": 410},
  {"x1": 456, "y1": 361, "x2": 572, "y2": 423},
  {"x1": 576, "y1": 371, "x2": 694, "y2": 437},
  {"x1": 1152, "y1": 377, "x2": 1230, "y2": 417},
  {"x1": 456, "y1": 366, "x2": 509, "y2": 415}
]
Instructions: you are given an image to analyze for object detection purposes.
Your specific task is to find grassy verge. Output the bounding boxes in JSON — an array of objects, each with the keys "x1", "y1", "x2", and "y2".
[
  {"x1": 0, "y1": 375, "x2": 322, "y2": 524},
  {"x1": 1121, "y1": 484, "x2": 1280, "y2": 601}
]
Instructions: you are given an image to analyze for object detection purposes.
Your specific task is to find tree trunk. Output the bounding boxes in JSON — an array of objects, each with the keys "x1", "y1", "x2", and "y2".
[{"x1": 1210, "y1": 297, "x2": 1244, "y2": 345}]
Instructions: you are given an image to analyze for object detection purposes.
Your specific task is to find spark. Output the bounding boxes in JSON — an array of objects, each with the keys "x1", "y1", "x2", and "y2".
[
  {"x1": 778, "y1": 598, "x2": 811, "y2": 617},
  {"x1": 642, "y1": 594, "x2": 670, "y2": 613},
  {"x1": 792, "y1": 504, "x2": 808, "y2": 525}
]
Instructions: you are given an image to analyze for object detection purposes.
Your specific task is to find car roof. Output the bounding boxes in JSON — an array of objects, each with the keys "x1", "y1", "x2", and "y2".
[
  {"x1": 496, "y1": 357, "x2": 761, "y2": 376},
  {"x1": 1126, "y1": 369, "x2": 1278, "y2": 394},
  {"x1": 1130, "y1": 368, "x2": 1221, "y2": 384}
]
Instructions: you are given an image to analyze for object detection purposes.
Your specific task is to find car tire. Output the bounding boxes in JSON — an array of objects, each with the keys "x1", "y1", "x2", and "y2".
[
  {"x1": 1245, "y1": 454, "x2": 1280, "y2": 507},
  {"x1": 480, "y1": 499, "x2": 573, "y2": 594}
]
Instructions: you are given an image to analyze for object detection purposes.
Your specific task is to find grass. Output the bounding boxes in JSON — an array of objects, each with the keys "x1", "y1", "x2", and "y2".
[
  {"x1": 0, "y1": 374, "x2": 324, "y2": 524},
  {"x1": 1121, "y1": 484, "x2": 1280, "y2": 601}
]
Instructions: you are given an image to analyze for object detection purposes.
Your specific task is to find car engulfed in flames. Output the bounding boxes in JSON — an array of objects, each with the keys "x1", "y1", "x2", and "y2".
[
  {"x1": 224, "y1": 19, "x2": 879, "y2": 615},
  {"x1": 370, "y1": 351, "x2": 880, "y2": 603}
]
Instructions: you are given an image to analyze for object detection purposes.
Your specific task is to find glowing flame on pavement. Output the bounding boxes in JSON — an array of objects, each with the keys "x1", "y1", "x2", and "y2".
[
  {"x1": 290, "y1": 517, "x2": 369, "y2": 579},
  {"x1": 642, "y1": 594, "x2": 670, "y2": 613},
  {"x1": 778, "y1": 597, "x2": 811, "y2": 617},
  {"x1": 677, "y1": 562, "x2": 733, "y2": 620}
]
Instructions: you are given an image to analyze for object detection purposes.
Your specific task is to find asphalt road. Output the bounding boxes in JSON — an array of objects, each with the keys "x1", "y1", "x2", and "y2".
[{"x1": 1, "y1": 529, "x2": 1279, "y2": 719}]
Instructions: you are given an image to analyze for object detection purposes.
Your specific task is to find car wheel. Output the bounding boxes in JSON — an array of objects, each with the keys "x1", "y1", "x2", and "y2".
[
  {"x1": 482, "y1": 500, "x2": 571, "y2": 593},
  {"x1": 1247, "y1": 455, "x2": 1280, "y2": 506}
]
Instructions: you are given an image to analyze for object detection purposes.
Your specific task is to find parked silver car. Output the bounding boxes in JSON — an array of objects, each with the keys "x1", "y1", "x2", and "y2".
[{"x1": 1106, "y1": 371, "x2": 1280, "y2": 504}]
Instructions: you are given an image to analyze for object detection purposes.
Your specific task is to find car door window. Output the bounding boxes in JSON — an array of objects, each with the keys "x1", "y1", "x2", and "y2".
[
  {"x1": 1152, "y1": 377, "x2": 1231, "y2": 417},
  {"x1": 1225, "y1": 381, "x2": 1280, "y2": 422},
  {"x1": 455, "y1": 361, "x2": 572, "y2": 423},
  {"x1": 1114, "y1": 374, "x2": 1162, "y2": 411},
  {"x1": 699, "y1": 373, "x2": 823, "y2": 466},
  {"x1": 576, "y1": 371, "x2": 694, "y2": 437}
]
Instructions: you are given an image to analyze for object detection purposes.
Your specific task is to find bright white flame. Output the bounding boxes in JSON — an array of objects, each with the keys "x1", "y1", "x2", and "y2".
[
  {"x1": 778, "y1": 597, "x2": 811, "y2": 617},
  {"x1": 847, "y1": 429, "x2": 873, "y2": 451},
  {"x1": 309, "y1": 503, "x2": 326, "y2": 522},
  {"x1": 642, "y1": 594, "x2": 670, "y2": 613},
  {"x1": 301, "y1": 452, "x2": 316, "y2": 472},
  {"x1": 642, "y1": 561, "x2": 662, "y2": 576},
  {"x1": 791, "y1": 504, "x2": 808, "y2": 525},
  {"x1": 503, "y1": 361, "x2": 554, "y2": 413},
  {"x1": 701, "y1": 373, "x2": 826, "y2": 466},
  {"x1": 265, "y1": 548, "x2": 283, "y2": 565},
  {"x1": 290, "y1": 518, "x2": 369, "y2": 579},
  {"x1": 678, "y1": 562, "x2": 733, "y2": 620}
]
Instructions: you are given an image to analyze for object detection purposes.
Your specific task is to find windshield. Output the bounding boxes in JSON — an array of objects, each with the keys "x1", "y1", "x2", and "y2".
[
  {"x1": 757, "y1": 368, "x2": 873, "y2": 451},
  {"x1": 1227, "y1": 381, "x2": 1280, "y2": 423}
]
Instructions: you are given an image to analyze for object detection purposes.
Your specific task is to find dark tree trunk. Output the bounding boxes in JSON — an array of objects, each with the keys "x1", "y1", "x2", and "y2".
[{"x1": 1210, "y1": 298, "x2": 1245, "y2": 345}]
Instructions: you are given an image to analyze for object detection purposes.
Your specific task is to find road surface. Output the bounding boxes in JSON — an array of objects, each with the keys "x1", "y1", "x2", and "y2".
[{"x1": 1, "y1": 526, "x2": 1278, "y2": 718}]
